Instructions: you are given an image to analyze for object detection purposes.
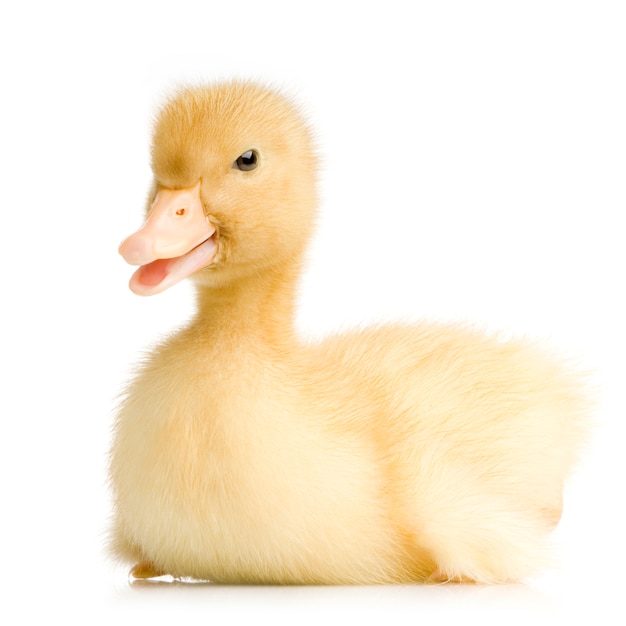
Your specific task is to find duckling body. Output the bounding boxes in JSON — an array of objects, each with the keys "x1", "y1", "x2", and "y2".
[{"x1": 110, "y1": 82, "x2": 587, "y2": 584}]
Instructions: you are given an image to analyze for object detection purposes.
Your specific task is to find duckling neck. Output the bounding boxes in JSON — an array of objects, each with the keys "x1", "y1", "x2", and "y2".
[{"x1": 193, "y1": 262, "x2": 301, "y2": 344}]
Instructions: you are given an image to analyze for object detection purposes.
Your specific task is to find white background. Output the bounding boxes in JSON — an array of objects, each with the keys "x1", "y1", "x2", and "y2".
[{"x1": 1, "y1": 1, "x2": 624, "y2": 622}]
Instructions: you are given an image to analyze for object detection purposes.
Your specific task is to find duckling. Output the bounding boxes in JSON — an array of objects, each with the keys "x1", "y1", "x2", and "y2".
[{"x1": 110, "y1": 81, "x2": 588, "y2": 584}]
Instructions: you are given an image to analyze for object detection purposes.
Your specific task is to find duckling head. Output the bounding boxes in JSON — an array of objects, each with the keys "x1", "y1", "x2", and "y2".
[{"x1": 119, "y1": 82, "x2": 318, "y2": 295}]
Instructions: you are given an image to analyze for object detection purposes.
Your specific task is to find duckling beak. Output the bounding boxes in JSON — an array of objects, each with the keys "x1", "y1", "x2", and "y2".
[{"x1": 119, "y1": 181, "x2": 217, "y2": 295}]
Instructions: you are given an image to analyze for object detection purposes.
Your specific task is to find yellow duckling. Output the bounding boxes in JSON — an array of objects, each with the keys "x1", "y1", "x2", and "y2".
[{"x1": 110, "y1": 81, "x2": 588, "y2": 584}]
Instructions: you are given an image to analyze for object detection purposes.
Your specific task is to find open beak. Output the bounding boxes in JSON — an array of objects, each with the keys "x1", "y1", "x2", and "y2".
[{"x1": 119, "y1": 181, "x2": 217, "y2": 295}]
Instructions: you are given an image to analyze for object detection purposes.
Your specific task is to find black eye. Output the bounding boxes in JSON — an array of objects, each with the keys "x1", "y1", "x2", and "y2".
[{"x1": 233, "y1": 150, "x2": 258, "y2": 171}]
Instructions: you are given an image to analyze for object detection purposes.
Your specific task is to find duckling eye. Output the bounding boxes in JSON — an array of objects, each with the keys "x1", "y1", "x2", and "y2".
[
  {"x1": 175, "y1": 208, "x2": 186, "y2": 216},
  {"x1": 233, "y1": 150, "x2": 258, "y2": 171}
]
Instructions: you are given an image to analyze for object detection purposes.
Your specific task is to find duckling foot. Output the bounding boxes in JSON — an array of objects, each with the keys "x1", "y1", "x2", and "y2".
[{"x1": 130, "y1": 561, "x2": 166, "y2": 580}]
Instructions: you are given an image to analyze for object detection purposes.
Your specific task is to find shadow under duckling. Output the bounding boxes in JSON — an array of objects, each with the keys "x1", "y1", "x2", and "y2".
[{"x1": 110, "y1": 81, "x2": 588, "y2": 585}]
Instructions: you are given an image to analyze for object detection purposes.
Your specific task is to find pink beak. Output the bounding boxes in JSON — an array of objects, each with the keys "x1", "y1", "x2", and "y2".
[{"x1": 119, "y1": 181, "x2": 217, "y2": 295}]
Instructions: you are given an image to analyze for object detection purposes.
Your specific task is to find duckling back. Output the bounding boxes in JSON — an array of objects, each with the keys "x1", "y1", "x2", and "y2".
[{"x1": 303, "y1": 322, "x2": 588, "y2": 582}]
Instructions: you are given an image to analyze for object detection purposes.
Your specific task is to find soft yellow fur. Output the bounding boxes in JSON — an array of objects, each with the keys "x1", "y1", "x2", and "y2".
[{"x1": 110, "y1": 81, "x2": 588, "y2": 584}]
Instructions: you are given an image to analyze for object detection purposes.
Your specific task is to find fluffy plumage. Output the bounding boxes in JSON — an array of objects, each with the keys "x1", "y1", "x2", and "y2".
[{"x1": 110, "y1": 81, "x2": 588, "y2": 584}]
